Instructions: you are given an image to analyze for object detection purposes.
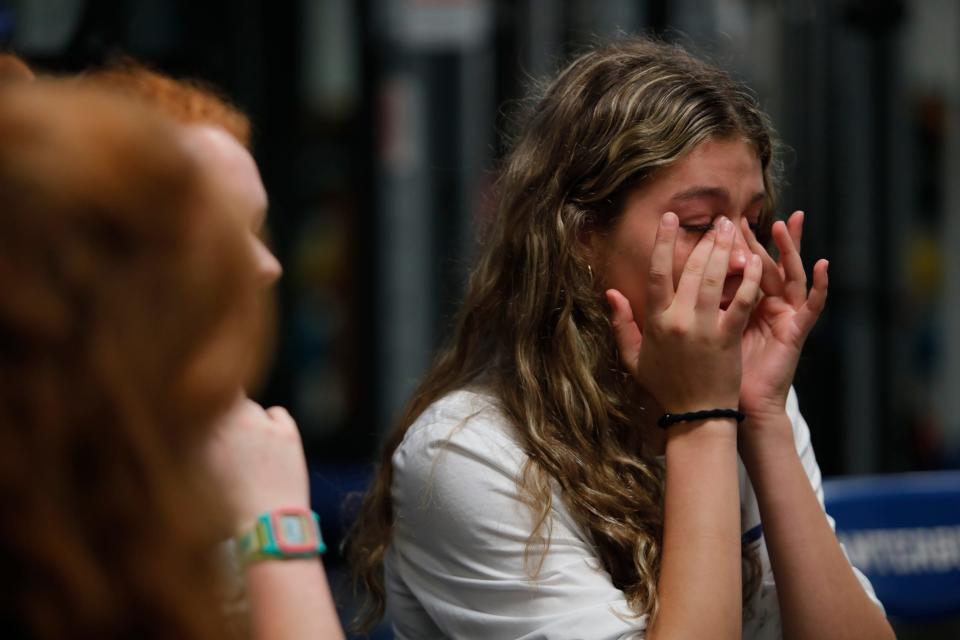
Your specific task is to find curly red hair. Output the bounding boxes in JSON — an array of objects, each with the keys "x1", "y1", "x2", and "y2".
[
  {"x1": 0, "y1": 81, "x2": 258, "y2": 638},
  {"x1": 81, "y1": 59, "x2": 252, "y2": 148}
]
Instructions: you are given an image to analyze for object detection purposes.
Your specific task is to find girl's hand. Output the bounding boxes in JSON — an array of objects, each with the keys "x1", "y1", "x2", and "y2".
[
  {"x1": 738, "y1": 211, "x2": 828, "y2": 432},
  {"x1": 205, "y1": 396, "x2": 311, "y2": 534},
  {"x1": 607, "y1": 212, "x2": 763, "y2": 415}
]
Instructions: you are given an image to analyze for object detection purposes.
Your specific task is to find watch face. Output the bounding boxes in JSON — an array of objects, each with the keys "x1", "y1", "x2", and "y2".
[
  {"x1": 279, "y1": 514, "x2": 307, "y2": 543},
  {"x1": 270, "y1": 509, "x2": 319, "y2": 554}
]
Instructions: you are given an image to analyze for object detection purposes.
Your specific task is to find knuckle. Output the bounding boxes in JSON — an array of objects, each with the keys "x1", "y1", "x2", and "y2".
[
  {"x1": 730, "y1": 300, "x2": 752, "y2": 317},
  {"x1": 648, "y1": 267, "x2": 670, "y2": 284},
  {"x1": 702, "y1": 274, "x2": 723, "y2": 289},
  {"x1": 684, "y1": 259, "x2": 705, "y2": 275},
  {"x1": 664, "y1": 319, "x2": 690, "y2": 338}
]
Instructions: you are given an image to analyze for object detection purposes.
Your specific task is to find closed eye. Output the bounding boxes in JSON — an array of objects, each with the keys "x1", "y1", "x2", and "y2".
[
  {"x1": 681, "y1": 223, "x2": 714, "y2": 234},
  {"x1": 682, "y1": 220, "x2": 761, "y2": 235}
]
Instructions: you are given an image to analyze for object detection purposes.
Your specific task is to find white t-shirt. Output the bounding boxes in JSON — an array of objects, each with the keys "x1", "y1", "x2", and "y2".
[{"x1": 385, "y1": 387, "x2": 881, "y2": 639}]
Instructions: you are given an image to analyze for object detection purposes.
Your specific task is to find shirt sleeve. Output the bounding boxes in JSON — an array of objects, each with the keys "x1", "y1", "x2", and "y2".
[{"x1": 387, "y1": 393, "x2": 647, "y2": 640}]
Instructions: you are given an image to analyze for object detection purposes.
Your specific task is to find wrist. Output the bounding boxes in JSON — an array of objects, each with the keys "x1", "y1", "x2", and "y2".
[
  {"x1": 739, "y1": 408, "x2": 792, "y2": 436},
  {"x1": 742, "y1": 399, "x2": 788, "y2": 422},
  {"x1": 664, "y1": 418, "x2": 739, "y2": 474},
  {"x1": 738, "y1": 412, "x2": 795, "y2": 464},
  {"x1": 665, "y1": 416, "x2": 739, "y2": 447},
  {"x1": 661, "y1": 391, "x2": 741, "y2": 416},
  {"x1": 739, "y1": 387, "x2": 791, "y2": 424},
  {"x1": 234, "y1": 506, "x2": 326, "y2": 567}
]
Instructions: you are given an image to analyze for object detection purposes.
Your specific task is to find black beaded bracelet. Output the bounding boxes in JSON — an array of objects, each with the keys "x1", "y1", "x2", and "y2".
[{"x1": 657, "y1": 408, "x2": 745, "y2": 429}]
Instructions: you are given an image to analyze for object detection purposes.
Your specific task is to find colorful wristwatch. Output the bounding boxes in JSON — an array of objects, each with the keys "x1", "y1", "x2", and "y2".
[{"x1": 235, "y1": 507, "x2": 326, "y2": 566}]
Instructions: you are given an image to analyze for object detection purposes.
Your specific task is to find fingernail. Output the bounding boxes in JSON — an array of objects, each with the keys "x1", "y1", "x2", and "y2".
[
  {"x1": 662, "y1": 212, "x2": 678, "y2": 227},
  {"x1": 733, "y1": 249, "x2": 746, "y2": 266},
  {"x1": 718, "y1": 216, "x2": 733, "y2": 233}
]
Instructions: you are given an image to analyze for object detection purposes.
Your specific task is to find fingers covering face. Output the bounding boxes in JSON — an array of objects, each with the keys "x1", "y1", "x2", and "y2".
[
  {"x1": 606, "y1": 288, "x2": 642, "y2": 370},
  {"x1": 646, "y1": 212, "x2": 679, "y2": 313},
  {"x1": 772, "y1": 220, "x2": 808, "y2": 307},
  {"x1": 673, "y1": 222, "x2": 718, "y2": 310},
  {"x1": 695, "y1": 216, "x2": 735, "y2": 311},
  {"x1": 721, "y1": 253, "x2": 762, "y2": 333},
  {"x1": 787, "y1": 210, "x2": 804, "y2": 253},
  {"x1": 740, "y1": 217, "x2": 784, "y2": 297},
  {"x1": 794, "y1": 258, "x2": 829, "y2": 337}
]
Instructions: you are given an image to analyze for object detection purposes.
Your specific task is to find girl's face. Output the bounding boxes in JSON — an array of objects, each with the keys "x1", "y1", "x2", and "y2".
[
  {"x1": 593, "y1": 137, "x2": 765, "y2": 326},
  {"x1": 185, "y1": 125, "x2": 282, "y2": 288},
  {"x1": 182, "y1": 125, "x2": 282, "y2": 394}
]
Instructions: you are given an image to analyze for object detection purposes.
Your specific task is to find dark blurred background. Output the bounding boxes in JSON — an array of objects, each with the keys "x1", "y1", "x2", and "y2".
[{"x1": 6, "y1": 0, "x2": 960, "y2": 636}]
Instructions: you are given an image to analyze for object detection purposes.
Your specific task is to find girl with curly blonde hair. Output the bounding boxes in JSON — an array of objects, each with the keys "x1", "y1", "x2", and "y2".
[{"x1": 350, "y1": 38, "x2": 893, "y2": 640}]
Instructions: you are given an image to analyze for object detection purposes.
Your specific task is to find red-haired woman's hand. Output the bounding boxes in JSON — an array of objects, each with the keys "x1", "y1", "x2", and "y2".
[
  {"x1": 607, "y1": 212, "x2": 763, "y2": 418},
  {"x1": 737, "y1": 212, "x2": 829, "y2": 435},
  {"x1": 205, "y1": 396, "x2": 311, "y2": 534}
]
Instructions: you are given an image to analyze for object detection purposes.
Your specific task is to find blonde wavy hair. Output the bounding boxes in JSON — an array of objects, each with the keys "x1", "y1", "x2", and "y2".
[{"x1": 349, "y1": 37, "x2": 781, "y2": 629}]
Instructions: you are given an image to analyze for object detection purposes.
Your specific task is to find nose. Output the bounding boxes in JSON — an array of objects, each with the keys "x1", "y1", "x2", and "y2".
[
  {"x1": 254, "y1": 240, "x2": 283, "y2": 286},
  {"x1": 728, "y1": 223, "x2": 749, "y2": 275}
]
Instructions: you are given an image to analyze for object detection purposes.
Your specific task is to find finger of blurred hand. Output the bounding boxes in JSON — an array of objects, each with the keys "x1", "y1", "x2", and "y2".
[
  {"x1": 265, "y1": 405, "x2": 293, "y2": 425},
  {"x1": 266, "y1": 406, "x2": 303, "y2": 442}
]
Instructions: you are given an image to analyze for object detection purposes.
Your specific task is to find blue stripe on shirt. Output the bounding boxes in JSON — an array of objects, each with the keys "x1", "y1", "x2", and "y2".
[{"x1": 742, "y1": 524, "x2": 763, "y2": 545}]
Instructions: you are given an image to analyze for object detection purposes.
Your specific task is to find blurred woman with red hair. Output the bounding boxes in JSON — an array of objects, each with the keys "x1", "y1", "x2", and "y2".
[{"x1": 0, "y1": 78, "x2": 341, "y2": 638}]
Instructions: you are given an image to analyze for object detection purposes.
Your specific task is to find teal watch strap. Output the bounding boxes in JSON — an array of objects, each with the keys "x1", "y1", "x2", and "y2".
[{"x1": 236, "y1": 507, "x2": 326, "y2": 566}]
